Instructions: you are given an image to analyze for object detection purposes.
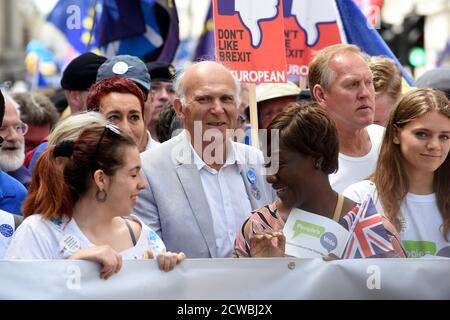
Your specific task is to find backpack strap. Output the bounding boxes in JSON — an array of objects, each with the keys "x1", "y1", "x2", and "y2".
[
  {"x1": 13, "y1": 214, "x2": 24, "y2": 230},
  {"x1": 122, "y1": 217, "x2": 137, "y2": 246},
  {"x1": 333, "y1": 193, "x2": 345, "y2": 222}
]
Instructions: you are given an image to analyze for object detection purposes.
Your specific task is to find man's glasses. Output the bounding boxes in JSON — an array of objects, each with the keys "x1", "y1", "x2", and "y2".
[{"x1": 0, "y1": 122, "x2": 29, "y2": 137}]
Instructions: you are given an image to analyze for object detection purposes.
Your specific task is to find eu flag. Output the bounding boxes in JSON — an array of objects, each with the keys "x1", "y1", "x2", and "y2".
[
  {"x1": 47, "y1": 0, "x2": 179, "y2": 62},
  {"x1": 193, "y1": 3, "x2": 215, "y2": 61},
  {"x1": 47, "y1": 0, "x2": 101, "y2": 53}
]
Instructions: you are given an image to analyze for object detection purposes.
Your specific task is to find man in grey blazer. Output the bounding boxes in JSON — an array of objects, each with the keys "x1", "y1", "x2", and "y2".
[{"x1": 134, "y1": 61, "x2": 275, "y2": 258}]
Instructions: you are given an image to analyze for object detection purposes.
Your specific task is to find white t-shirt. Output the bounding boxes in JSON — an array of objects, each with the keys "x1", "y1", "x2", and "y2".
[
  {"x1": 5, "y1": 214, "x2": 166, "y2": 260},
  {"x1": 344, "y1": 180, "x2": 450, "y2": 258},
  {"x1": 0, "y1": 210, "x2": 15, "y2": 259},
  {"x1": 330, "y1": 124, "x2": 385, "y2": 192}
]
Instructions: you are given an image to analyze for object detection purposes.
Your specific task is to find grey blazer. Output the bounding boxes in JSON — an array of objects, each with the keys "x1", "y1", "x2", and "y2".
[{"x1": 133, "y1": 132, "x2": 275, "y2": 258}]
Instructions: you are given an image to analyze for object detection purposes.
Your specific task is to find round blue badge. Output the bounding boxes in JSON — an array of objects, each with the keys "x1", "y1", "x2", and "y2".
[
  {"x1": 0, "y1": 224, "x2": 14, "y2": 238},
  {"x1": 149, "y1": 230, "x2": 158, "y2": 241},
  {"x1": 246, "y1": 168, "x2": 257, "y2": 185}
]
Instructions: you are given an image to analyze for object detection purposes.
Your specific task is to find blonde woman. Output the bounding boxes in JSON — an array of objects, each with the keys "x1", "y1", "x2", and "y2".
[
  {"x1": 369, "y1": 56, "x2": 402, "y2": 126},
  {"x1": 28, "y1": 111, "x2": 107, "y2": 172}
]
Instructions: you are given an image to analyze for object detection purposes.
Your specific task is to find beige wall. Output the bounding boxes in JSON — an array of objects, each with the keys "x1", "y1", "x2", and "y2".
[{"x1": 0, "y1": 0, "x2": 25, "y2": 83}]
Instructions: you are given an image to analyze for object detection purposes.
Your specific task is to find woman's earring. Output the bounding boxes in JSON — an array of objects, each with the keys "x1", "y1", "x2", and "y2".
[
  {"x1": 315, "y1": 158, "x2": 323, "y2": 170},
  {"x1": 95, "y1": 189, "x2": 108, "y2": 202}
]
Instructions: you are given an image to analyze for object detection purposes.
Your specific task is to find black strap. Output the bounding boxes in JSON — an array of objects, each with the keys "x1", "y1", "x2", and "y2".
[
  {"x1": 13, "y1": 214, "x2": 24, "y2": 229},
  {"x1": 122, "y1": 217, "x2": 137, "y2": 246}
]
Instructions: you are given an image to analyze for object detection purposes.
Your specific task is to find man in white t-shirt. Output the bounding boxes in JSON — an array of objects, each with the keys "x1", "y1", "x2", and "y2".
[{"x1": 309, "y1": 44, "x2": 384, "y2": 192}]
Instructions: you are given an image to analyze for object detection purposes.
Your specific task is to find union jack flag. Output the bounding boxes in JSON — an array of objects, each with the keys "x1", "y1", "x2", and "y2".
[{"x1": 340, "y1": 196, "x2": 393, "y2": 259}]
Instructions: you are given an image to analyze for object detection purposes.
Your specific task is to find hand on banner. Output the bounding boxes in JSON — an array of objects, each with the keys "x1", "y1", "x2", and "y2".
[
  {"x1": 69, "y1": 245, "x2": 122, "y2": 280},
  {"x1": 290, "y1": 0, "x2": 336, "y2": 46},
  {"x1": 146, "y1": 250, "x2": 186, "y2": 272},
  {"x1": 235, "y1": 0, "x2": 279, "y2": 47},
  {"x1": 249, "y1": 221, "x2": 285, "y2": 257}
]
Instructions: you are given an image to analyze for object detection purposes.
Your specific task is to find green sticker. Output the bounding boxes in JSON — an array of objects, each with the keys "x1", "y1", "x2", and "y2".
[
  {"x1": 402, "y1": 240, "x2": 437, "y2": 258},
  {"x1": 293, "y1": 220, "x2": 325, "y2": 238}
]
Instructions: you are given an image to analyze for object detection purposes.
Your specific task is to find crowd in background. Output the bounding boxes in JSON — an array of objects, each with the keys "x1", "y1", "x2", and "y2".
[{"x1": 0, "y1": 42, "x2": 449, "y2": 279}]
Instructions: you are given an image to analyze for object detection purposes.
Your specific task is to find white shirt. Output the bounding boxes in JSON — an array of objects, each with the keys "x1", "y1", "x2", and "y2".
[
  {"x1": 344, "y1": 180, "x2": 450, "y2": 258},
  {"x1": 329, "y1": 124, "x2": 385, "y2": 192},
  {"x1": 0, "y1": 210, "x2": 15, "y2": 259},
  {"x1": 190, "y1": 141, "x2": 252, "y2": 258},
  {"x1": 144, "y1": 130, "x2": 161, "y2": 151},
  {"x1": 5, "y1": 214, "x2": 166, "y2": 260}
]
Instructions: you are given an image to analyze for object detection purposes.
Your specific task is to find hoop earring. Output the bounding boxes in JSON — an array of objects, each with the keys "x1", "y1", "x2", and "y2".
[
  {"x1": 314, "y1": 159, "x2": 322, "y2": 170},
  {"x1": 95, "y1": 189, "x2": 108, "y2": 202}
]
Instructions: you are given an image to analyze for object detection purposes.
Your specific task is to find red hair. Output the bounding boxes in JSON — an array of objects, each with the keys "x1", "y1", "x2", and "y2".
[
  {"x1": 86, "y1": 76, "x2": 145, "y2": 117},
  {"x1": 23, "y1": 147, "x2": 72, "y2": 218}
]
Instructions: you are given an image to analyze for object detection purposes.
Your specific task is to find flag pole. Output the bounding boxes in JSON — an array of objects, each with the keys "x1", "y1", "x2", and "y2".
[
  {"x1": 248, "y1": 83, "x2": 259, "y2": 148},
  {"x1": 298, "y1": 76, "x2": 307, "y2": 90},
  {"x1": 86, "y1": 0, "x2": 99, "y2": 52}
]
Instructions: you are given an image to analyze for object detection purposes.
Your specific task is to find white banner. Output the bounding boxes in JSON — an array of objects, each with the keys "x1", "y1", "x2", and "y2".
[{"x1": 0, "y1": 258, "x2": 449, "y2": 299}]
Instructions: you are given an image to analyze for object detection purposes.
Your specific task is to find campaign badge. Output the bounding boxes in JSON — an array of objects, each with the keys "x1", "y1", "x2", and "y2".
[
  {"x1": 0, "y1": 224, "x2": 13, "y2": 237},
  {"x1": 250, "y1": 185, "x2": 261, "y2": 200},
  {"x1": 62, "y1": 234, "x2": 81, "y2": 255},
  {"x1": 246, "y1": 168, "x2": 257, "y2": 185},
  {"x1": 112, "y1": 61, "x2": 130, "y2": 75}
]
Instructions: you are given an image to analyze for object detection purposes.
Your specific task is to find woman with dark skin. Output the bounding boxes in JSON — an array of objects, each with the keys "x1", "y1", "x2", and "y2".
[{"x1": 234, "y1": 103, "x2": 405, "y2": 258}]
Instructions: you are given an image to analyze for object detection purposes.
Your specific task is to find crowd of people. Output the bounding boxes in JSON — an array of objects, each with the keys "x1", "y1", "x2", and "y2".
[{"x1": 0, "y1": 43, "x2": 449, "y2": 280}]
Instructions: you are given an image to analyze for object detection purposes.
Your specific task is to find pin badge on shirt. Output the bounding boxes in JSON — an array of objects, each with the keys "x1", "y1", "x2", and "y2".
[
  {"x1": 0, "y1": 224, "x2": 13, "y2": 237},
  {"x1": 62, "y1": 234, "x2": 81, "y2": 255},
  {"x1": 251, "y1": 185, "x2": 261, "y2": 200},
  {"x1": 246, "y1": 168, "x2": 257, "y2": 185}
]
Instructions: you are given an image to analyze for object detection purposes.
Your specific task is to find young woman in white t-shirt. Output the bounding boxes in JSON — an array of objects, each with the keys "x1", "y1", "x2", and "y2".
[
  {"x1": 344, "y1": 88, "x2": 450, "y2": 257},
  {"x1": 5, "y1": 124, "x2": 185, "y2": 278}
]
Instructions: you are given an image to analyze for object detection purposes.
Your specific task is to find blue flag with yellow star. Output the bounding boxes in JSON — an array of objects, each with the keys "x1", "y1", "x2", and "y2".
[{"x1": 47, "y1": 0, "x2": 179, "y2": 62}]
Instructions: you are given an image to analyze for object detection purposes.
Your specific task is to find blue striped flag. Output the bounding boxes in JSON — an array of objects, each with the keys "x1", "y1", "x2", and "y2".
[
  {"x1": 193, "y1": 3, "x2": 215, "y2": 61},
  {"x1": 336, "y1": 0, "x2": 415, "y2": 86},
  {"x1": 47, "y1": 0, "x2": 179, "y2": 62}
]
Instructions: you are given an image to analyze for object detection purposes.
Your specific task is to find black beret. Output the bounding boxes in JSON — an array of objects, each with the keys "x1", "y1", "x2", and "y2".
[
  {"x1": 145, "y1": 61, "x2": 176, "y2": 82},
  {"x1": 61, "y1": 52, "x2": 107, "y2": 91}
]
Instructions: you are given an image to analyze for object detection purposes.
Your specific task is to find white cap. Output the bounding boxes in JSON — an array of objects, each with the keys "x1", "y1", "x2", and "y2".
[{"x1": 256, "y1": 81, "x2": 301, "y2": 104}]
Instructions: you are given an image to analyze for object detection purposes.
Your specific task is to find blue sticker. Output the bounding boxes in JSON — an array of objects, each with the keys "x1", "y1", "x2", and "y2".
[
  {"x1": 0, "y1": 224, "x2": 14, "y2": 237},
  {"x1": 149, "y1": 230, "x2": 158, "y2": 241},
  {"x1": 246, "y1": 168, "x2": 257, "y2": 185}
]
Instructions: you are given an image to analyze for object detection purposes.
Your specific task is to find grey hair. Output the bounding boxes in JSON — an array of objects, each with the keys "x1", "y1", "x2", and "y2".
[
  {"x1": 1, "y1": 90, "x2": 21, "y2": 117},
  {"x1": 173, "y1": 61, "x2": 241, "y2": 109}
]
